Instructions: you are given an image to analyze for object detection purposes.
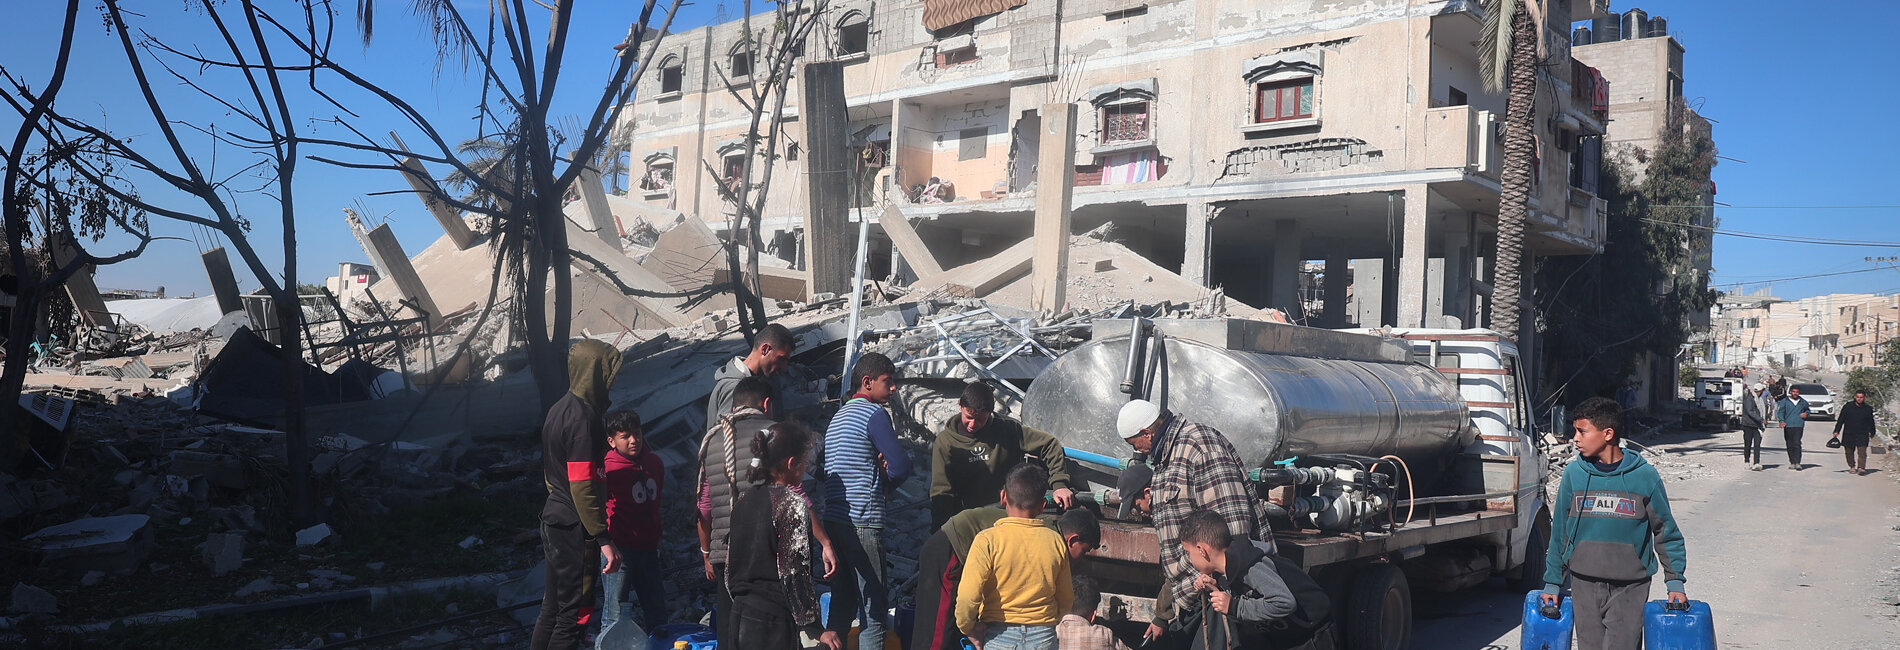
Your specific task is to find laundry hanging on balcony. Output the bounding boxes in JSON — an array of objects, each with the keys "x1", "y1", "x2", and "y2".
[{"x1": 922, "y1": 0, "x2": 1026, "y2": 32}]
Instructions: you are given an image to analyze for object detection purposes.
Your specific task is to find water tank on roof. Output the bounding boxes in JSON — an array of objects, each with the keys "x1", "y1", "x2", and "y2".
[
  {"x1": 1573, "y1": 26, "x2": 1593, "y2": 46},
  {"x1": 1593, "y1": 12, "x2": 1621, "y2": 42},
  {"x1": 1647, "y1": 17, "x2": 1669, "y2": 38},
  {"x1": 1622, "y1": 8, "x2": 1649, "y2": 40}
]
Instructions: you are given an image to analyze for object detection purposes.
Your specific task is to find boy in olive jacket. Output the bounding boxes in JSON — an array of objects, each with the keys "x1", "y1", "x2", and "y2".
[
  {"x1": 929, "y1": 382, "x2": 1075, "y2": 530},
  {"x1": 1542, "y1": 397, "x2": 1689, "y2": 650}
]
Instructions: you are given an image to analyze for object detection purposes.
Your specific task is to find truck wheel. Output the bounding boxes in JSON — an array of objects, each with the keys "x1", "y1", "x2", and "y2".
[
  {"x1": 1343, "y1": 563, "x2": 1411, "y2": 650},
  {"x1": 1511, "y1": 510, "x2": 1552, "y2": 592}
]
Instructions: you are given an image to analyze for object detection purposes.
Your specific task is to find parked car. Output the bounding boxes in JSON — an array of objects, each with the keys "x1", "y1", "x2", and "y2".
[{"x1": 1791, "y1": 383, "x2": 1835, "y2": 420}]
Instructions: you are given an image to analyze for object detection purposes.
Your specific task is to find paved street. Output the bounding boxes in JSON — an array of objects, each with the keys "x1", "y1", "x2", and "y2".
[{"x1": 1413, "y1": 426, "x2": 1900, "y2": 649}]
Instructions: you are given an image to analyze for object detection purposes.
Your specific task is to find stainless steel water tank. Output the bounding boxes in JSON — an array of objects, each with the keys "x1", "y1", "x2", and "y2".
[{"x1": 1021, "y1": 320, "x2": 1471, "y2": 488}]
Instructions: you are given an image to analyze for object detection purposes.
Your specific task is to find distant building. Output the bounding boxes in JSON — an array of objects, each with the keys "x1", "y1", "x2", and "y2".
[
  {"x1": 324, "y1": 262, "x2": 381, "y2": 308},
  {"x1": 617, "y1": 0, "x2": 1613, "y2": 345},
  {"x1": 1713, "y1": 291, "x2": 1898, "y2": 373}
]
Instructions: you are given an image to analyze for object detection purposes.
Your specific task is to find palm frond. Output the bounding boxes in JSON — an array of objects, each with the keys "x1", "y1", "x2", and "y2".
[{"x1": 1478, "y1": 0, "x2": 1518, "y2": 93}]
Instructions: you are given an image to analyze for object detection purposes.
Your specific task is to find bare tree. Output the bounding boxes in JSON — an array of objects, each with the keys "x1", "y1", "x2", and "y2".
[
  {"x1": 705, "y1": 0, "x2": 833, "y2": 340},
  {"x1": 306, "y1": 0, "x2": 687, "y2": 409}
]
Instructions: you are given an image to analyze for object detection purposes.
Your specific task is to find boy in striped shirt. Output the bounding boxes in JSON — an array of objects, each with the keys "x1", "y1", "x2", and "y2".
[{"x1": 822, "y1": 352, "x2": 914, "y2": 650}]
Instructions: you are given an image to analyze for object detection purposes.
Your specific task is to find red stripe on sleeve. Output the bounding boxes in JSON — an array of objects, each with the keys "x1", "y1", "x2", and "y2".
[{"x1": 567, "y1": 461, "x2": 598, "y2": 482}]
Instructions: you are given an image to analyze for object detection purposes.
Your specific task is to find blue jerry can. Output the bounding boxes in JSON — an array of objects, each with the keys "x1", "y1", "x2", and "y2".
[
  {"x1": 1644, "y1": 599, "x2": 1717, "y2": 649},
  {"x1": 1520, "y1": 591, "x2": 1574, "y2": 650}
]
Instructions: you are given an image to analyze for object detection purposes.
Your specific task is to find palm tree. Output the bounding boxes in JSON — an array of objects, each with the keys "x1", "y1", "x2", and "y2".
[{"x1": 1479, "y1": 0, "x2": 1543, "y2": 342}]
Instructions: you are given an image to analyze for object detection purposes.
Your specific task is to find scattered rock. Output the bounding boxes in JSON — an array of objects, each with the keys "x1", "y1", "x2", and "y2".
[
  {"x1": 79, "y1": 571, "x2": 105, "y2": 587},
  {"x1": 308, "y1": 569, "x2": 355, "y2": 583},
  {"x1": 200, "y1": 532, "x2": 247, "y2": 576},
  {"x1": 296, "y1": 523, "x2": 336, "y2": 546},
  {"x1": 365, "y1": 562, "x2": 386, "y2": 573},
  {"x1": 9, "y1": 583, "x2": 58, "y2": 615},
  {"x1": 459, "y1": 535, "x2": 483, "y2": 549},
  {"x1": 235, "y1": 577, "x2": 281, "y2": 598}
]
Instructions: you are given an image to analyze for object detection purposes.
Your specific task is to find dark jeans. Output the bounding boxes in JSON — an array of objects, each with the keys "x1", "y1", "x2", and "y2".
[
  {"x1": 1740, "y1": 427, "x2": 1762, "y2": 464},
  {"x1": 1571, "y1": 576, "x2": 1649, "y2": 650},
  {"x1": 730, "y1": 601, "x2": 802, "y2": 650},
  {"x1": 602, "y1": 548, "x2": 668, "y2": 632},
  {"x1": 531, "y1": 521, "x2": 600, "y2": 650},
  {"x1": 1785, "y1": 427, "x2": 1804, "y2": 467},
  {"x1": 912, "y1": 531, "x2": 963, "y2": 650},
  {"x1": 824, "y1": 521, "x2": 888, "y2": 650}
]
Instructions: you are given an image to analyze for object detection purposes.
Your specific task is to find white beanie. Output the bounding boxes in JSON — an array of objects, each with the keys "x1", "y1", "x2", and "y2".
[{"x1": 1117, "y1": 399, "x2": 1163, "y2": 440}]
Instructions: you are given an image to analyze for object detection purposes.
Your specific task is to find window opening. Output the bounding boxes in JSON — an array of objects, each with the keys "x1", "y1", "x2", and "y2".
[
  {"x1": 1255, "y1": 79, "x2": 1315, "y2": 123},
  {"x1": 959, "y1": 127, "x2": 988, "y2": 161},
  {"x1": 839, "y1": 18, "x2": 869, "y2": 55},
  {"x1": 1102, "y1": 101, "x2": 1150, "y2": 143}
]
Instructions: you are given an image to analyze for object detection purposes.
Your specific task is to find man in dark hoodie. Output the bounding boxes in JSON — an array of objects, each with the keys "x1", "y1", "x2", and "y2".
[
  {"x1": 1541, "y1": 397, "x2": 1688, "y2": 650},
  {"x1": 705, "y1": 323, "x2": 795, "y2": 427},
  {"x1": 532, "y1": 339, "x2": 624, "y2": 650},
  {"x1": 928, "y1": 382, "x2": 1076, "y2": 530}
]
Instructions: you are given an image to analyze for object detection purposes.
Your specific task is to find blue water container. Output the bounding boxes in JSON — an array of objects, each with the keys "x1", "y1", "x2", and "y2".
[
  {"x1": 1644, "y1": 599, "x2": 1717, "y2": 649},
  {"x1": 1520, "y1": 591, "x2": 1574, "y2": 650}
]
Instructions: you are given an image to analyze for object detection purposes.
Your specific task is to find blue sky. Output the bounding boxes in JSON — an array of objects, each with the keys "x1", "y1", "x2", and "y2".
[{"x1": 1, "y1": 1, "x2": 1896, "y2": 301}]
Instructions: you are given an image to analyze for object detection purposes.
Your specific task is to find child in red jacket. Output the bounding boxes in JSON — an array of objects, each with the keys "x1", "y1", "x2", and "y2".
[{"x1": 602, "y1": 410, "x2": 669, "y2": 633}]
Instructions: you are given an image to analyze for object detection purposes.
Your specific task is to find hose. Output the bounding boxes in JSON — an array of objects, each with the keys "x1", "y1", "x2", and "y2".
[{"x1": 1379, "y1": 455, "x2": 1416, "y2": 527}]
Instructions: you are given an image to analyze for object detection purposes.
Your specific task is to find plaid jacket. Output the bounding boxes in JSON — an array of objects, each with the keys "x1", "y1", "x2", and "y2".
[
  {"x1": 1056, "y1": 615, "x2": 1131, "y2": 650},
  {"x1": 1152, "y1": 416, "x2": 1273, "y2": 605}
]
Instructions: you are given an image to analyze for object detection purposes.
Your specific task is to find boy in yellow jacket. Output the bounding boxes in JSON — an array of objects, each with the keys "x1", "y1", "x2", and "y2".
[{"x1": 955, "y1": 463, "x2": 1074, "y2": 650}]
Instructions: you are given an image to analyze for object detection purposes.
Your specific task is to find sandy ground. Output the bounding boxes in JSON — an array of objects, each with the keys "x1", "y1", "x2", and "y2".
[{"x1": 1412, "y1": 425, "x2": 1900, "y2": 649}]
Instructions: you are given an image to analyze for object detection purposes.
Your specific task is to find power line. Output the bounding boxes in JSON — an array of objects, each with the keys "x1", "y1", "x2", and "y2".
[
  {"x1": 1649, "y1": 204, "x2": 1900, "y2": 209},
  {"x1": 1640, "y1": 218, "x2": 1900, "y2": 248},
  {"x1": 1712, "y1": 266, "x2": 1894, "y2": 288}
]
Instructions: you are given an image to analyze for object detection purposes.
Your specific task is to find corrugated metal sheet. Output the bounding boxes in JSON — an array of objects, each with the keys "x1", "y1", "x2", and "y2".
[{"x1": 922, "y1": 0, "x2": 1025, "y2": 32}]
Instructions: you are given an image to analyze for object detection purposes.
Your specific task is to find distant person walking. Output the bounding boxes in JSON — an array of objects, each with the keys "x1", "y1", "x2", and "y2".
[
  {"x1": 1738, "y1": 382, "x2": 1770, "y2": 471},
  {"x1": 1778, "y1": 386, "x2": 1812, "y2": 470},
  {"x1": 1834, "y1": 391, "x2": 1877, "y2": 475}
]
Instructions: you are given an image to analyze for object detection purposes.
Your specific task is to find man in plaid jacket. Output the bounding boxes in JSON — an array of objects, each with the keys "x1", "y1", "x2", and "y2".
[{"x1": 1114, "y1": 399, "x2": 1273, "y2": 643}]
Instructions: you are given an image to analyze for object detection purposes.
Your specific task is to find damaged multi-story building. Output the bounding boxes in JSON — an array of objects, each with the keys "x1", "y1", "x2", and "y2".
[{"x1": 615, "y1": 0, "x2": 1614, "y2": 344}]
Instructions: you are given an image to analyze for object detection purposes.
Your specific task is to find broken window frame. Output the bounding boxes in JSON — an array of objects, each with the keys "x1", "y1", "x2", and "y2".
[
  {"x1": 837, "y1": 11, "x2": 870, "y2": 57},
  {"x1": 658, "y1": 54, "x2": 685, "y2": 95},
  {"x1": 1254, "y1": 78, "x2": 1315, "y2": 124},
  {"x1": 1101, "y1": 100, "x2": 1151, "y2": 144},
  {"x1": 639, "y1": 155, "x2": 676, "y2": 196},
  {"x1": 727, "y1": 43, "x2": 755, "y2": 80},
  {"x1": 721, "y1": 153, "x2": 749, "y2": 196}
]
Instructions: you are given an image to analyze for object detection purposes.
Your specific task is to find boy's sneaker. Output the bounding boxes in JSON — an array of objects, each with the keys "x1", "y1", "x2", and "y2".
[{"x1": 1751, "y1": 463, "x2": 1763, "y2": 471}]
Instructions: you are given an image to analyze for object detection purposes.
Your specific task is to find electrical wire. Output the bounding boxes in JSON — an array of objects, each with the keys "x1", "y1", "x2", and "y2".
[
  {"x1": 1639, "y1": 218, "x2": 1900, "y2": 248},
  {"x1": 1711, "y1": 266, "x2": 1894, "y2": 288}
]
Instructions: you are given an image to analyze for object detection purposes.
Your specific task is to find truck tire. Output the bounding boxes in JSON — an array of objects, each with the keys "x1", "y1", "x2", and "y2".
[
  {"x1": 1343, "y1": 563, "x2": 1411, "y2": 650},
  {"x1": 1511, "y1": 509, "x2": 1553, "y2": 592}
]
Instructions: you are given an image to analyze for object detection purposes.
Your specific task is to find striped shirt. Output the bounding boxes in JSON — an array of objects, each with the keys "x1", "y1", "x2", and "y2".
[{"x1": 822, "y1": 397, "x2": 913, "y2": 528}]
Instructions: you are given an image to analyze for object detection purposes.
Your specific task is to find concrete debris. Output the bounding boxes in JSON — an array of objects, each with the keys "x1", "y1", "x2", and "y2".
[
  {"x1": 9, "y1": 583, "x2": 58, "y2": 615},
  {"x1": 24, "y1": 514, "x2": 155, "y2": 575},
  {"x1": 295, "y1": 523, "x2": 337, "y2": 547},
  {"x1": 79, "y1": 571, "x2": 105, "y2": 587},
  {"x1": 200, "y1": 532, "x2": 247, "y2": 576},
  {"x1": 234, "y1": 577, "x2": 283, "y2": 598},
  {"x1": 458, "y1": 536, "x2": 483, "y2": 549}
]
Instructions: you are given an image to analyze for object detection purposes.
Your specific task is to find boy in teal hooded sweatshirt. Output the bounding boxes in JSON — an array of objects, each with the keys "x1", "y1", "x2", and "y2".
[{"x1": 1540, "y1": 397, "x2": 1688, "y2": 650}]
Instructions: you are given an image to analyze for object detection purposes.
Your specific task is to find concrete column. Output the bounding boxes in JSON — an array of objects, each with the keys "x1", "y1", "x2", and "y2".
[
  {"x1": 1440, "y1": 213, "x2": 1474, "y2": 327},
  {"x1": 800, "y1": 61, "x2": 853, "y2": 299},
  {"x1": 1323, "y1": 254, "x2": 1348, "y2": 328},
  {"x1": 363, "y1": 224, "x2": 445, "y2": 329},
  {"x1": 201, "y1": 247, "x2": 244, "y2": 315},
  {"x1": 1269, "y1": 219, "x2": 1302, "y2": 315},
  {"x1": 1353, "y1": 259, "x2": 1386, "y2": 327},
  {"x1": 396, "y1": 156, "x2": 477, "y2": 250},
  {"x1": 1031, "y1": 103, "x2": 1078, "y2": 313},
  {"x1": 1181, "y1": 202, "x2": 1216, "y2": 287},
  {"x1": 1425, "y1": 258, "x2": 1445, "y2": 328},
  {"x1": 1395, "y1": 185, "x2": 1433, "y2": 328},
  {"x1": 571, "y1": 154, "x2": 622, "y2": 251},
  {"x1": 51, "y1": 238, "x2": 110, "y2": 329}
]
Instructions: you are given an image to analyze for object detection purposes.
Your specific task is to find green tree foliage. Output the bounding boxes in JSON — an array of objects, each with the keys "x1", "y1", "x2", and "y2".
[
  {"x1": 1843, "y1": 337, "x2": 1900, "y2": 409},
  {"x1": 1536, "y1": 100, "x2": 1719, "y2": 405}
]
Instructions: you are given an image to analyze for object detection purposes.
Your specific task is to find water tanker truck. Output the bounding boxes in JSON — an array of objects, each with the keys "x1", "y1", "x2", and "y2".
[{"x1": 1020, "y1": 318, "x2": 1552, "y2": 649}]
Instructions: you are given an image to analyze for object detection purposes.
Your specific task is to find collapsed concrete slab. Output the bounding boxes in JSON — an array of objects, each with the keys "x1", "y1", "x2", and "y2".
[
  {"x1": 24, "y1": 514, "x2": 155, "y2": 575},
  {"x1": 909, "y1": 236, "x2": 1036, "y2": 299},
  {"x1": 878, "y1": 204, "x2": 943, "y2": 278}
]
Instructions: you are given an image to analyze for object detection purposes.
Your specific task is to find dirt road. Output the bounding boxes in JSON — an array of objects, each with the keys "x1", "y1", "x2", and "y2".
[{"x1": 1413, "y1": 426, "x2": 1900, "y2": 649}]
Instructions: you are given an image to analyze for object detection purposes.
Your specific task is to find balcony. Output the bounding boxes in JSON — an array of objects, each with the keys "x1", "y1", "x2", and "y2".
[
  {"x1": 1423, "y1": 105, "x2": 1501, "y2": 180},
  {"x1": 1560, "y1": 59, "x2": 1608, "y2": 131}
]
